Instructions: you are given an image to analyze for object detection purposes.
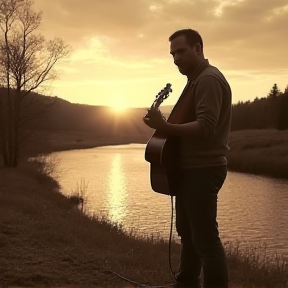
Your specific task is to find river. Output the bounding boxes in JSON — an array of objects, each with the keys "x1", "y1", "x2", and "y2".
[{"x1": 52, "y1": 144, "x2": 288, "y2": 259}]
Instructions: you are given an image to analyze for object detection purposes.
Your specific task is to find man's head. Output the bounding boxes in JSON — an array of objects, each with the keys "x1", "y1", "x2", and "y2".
[{"x1": 169, "y1": 29, "x2": 204, "y2": 76}]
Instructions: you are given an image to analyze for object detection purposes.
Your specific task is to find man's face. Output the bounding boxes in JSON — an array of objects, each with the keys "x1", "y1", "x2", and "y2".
[{"x1": 169, "y1": 35, "x2": 200, "y2": 75}]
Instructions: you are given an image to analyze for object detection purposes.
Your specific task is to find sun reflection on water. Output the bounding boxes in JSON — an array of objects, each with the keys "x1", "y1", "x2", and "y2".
[{"x1": 106, "y1": 153, "x2": 127, "y2": 223}]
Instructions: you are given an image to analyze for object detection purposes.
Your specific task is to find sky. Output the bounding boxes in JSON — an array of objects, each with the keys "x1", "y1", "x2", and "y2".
[{"x1": 33, "y1": 0, "x2": 288, "y2": 109}]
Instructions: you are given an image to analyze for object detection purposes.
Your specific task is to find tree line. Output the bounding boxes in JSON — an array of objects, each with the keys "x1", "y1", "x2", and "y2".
[{"x1": 231, "y1": 84, "x2": 288, "y2": 131}]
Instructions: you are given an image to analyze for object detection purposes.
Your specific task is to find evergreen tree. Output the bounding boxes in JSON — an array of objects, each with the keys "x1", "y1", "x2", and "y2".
[{"x1": 268, "y1": 83, "x2": 281, "y2": 98}]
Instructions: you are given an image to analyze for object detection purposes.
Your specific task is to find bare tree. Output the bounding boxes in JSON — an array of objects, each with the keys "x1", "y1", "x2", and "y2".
[{"x1": 0, "y1": 0, "x2": 70, "y2": 167}]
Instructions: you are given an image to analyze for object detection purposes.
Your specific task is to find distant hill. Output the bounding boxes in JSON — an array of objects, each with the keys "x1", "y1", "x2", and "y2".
[
  {"x1": 0, "y1": 89, "x2": 174, "y2": 156},
  {"x1": 4, "y1": 91, "x2": 152, "y2": 137},
  {"x1": 8, "y1": 91, "x2": 174, "y2": 135}
]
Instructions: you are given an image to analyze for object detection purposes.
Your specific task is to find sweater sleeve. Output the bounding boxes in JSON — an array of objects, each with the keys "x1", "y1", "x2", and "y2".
[{"x1": 194, "y1": 75, "x2": 223, "y2": 140}]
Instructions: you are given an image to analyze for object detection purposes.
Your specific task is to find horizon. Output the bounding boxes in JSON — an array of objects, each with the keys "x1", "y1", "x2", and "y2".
[{"x1": 32, "y1": 0, "x2": 287, "y2": 109}]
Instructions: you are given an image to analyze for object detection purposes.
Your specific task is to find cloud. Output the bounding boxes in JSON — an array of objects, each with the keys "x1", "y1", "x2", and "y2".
[
  {"x1": 33, "y1": 0, "x2": 287, "y2": 73},
  {"x1": 53, "y1": 37, "x2": 173, "y2": 86}
]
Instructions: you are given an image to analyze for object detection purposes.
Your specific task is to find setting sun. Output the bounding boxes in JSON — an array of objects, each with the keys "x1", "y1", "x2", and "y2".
[
  {"x1": 109, "y1": 95, "x2": 129, "y2": 113},
  {"x1": 111, "y1": 103, "x2": 127, "y2": 112}
]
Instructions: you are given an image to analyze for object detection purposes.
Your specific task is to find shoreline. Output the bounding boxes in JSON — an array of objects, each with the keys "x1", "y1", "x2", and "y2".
[{"x1": 45, "y1": 129, "x2": 288, "y2": 180}]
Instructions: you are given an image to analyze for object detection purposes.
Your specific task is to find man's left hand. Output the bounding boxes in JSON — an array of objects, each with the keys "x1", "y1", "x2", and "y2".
[{"x1": 143, "y1": 108, "x2": 167, "y2": 130}]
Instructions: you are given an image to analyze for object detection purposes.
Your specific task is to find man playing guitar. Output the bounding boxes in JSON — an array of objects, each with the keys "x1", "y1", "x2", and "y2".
[{"x1": 143, "y1": 29, "x2": 232, "y2": 288}]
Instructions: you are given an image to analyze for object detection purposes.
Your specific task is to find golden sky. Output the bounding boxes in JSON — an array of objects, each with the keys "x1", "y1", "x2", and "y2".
[{"x1": 34, "y1": 0, "x2": 288, "y2": 108}]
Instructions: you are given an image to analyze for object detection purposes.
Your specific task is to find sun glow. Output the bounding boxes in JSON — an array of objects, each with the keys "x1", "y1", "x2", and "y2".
[{"x1": 109, "y1": 95, "x2": 129, "y2": 113}]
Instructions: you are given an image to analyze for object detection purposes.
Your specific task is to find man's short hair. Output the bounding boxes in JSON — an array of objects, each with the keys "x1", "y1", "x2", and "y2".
[{"x1": 169, "y1": 29, "x2": 203, "y2": 51}]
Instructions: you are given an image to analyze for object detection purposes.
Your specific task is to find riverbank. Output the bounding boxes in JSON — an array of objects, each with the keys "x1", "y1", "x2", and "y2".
[
  {"x1": 42, "y1": 128, "x2": 288, "y2": 180},
  {"x1": 0, "y1": 158, "x2": 288, "y2": 288},
  {"x1": 227, "y1": 129, "x2": 288, "y2": 179}
]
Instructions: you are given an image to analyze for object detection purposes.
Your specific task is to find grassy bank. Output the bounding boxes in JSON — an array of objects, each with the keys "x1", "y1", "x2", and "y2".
[
  {"x1": 20, "y1": 129, "x2": 149, "y2": 155},
  {"x1": 0, "y1": 158, "x2": 288, "y2": 288},
  {"x1": 227, "y1": 129, "x2": 288, "y2": 179}
]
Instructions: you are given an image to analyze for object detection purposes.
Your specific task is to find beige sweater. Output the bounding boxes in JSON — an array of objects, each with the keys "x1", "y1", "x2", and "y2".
[{"x1": 177, "y1": 59, "x2": 232, "y2": 169}]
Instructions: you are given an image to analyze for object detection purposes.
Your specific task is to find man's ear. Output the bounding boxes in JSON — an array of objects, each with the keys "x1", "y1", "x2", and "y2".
[{"x1": 194, "y1": 43, "x2": 202, "y2": 54}]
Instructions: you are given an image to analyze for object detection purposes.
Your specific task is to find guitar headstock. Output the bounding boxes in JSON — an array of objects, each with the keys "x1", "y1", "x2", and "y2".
[{"x1": 151, "y1": 83, "x2": 172, "y2": 110}]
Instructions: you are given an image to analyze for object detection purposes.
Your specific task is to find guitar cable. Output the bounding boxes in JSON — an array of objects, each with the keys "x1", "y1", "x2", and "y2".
[{"x1": 103, "y1": 196, "x2": 178, "y2": 287}]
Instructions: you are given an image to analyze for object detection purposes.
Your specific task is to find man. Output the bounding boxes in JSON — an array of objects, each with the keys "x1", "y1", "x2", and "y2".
[{"x1": 143, "y1": 29, "x2": 232, "y2": 288}]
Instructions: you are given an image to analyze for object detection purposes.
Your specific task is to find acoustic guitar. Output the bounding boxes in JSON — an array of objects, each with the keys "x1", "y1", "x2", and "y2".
[
  {"x1": 144, "y1": 83, "x2": 180, "y2": 196},
  {"x1": 144, "y1": 81, "x2": 194, "y2": 195}
]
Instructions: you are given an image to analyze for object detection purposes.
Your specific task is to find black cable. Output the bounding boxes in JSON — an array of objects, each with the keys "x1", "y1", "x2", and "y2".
[
  {"x1": 169, "y1": 195, "x2": 177, "y2": 281},
  {"x1": 103, "y1": 195, "x2": 178, "y2": 288},
  {"x1": 104, "y1": 270, "x2": 175, "y2": 287}
]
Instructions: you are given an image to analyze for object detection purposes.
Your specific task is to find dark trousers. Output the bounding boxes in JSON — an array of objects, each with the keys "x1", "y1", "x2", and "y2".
[{"x1": 175, "y1": 165, "x2": 229, "y2": 288}]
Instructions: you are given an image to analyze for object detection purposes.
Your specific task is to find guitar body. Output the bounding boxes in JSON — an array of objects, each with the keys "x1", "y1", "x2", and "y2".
[{"x1": 145, "y1": 131, "x2": 180, "y2": 195}]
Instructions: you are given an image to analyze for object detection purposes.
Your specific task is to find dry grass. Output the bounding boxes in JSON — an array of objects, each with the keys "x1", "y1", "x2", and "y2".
[
  {"x1": 227, "y1": 129, "x2": 288, "y2": 179},
  {"x1": 225, "y1": 241, "x2": 288, "y2": 287},
  {"x1": 66, "y1": 179, "x2": 88, "y2": 211}
]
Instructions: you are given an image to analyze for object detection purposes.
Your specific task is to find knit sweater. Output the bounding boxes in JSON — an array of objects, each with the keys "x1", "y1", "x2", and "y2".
[{"x1": 177, "y1": 59, "x2": 232, "y2": 169}]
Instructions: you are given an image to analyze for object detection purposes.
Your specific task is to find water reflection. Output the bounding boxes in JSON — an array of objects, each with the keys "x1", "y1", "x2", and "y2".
[
  {"x1": 52, "y1": 144, "x2": 288, "y2": 259},
  {"x1": 106, "y1": 153, "x2": 127, "y2": 223}
]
